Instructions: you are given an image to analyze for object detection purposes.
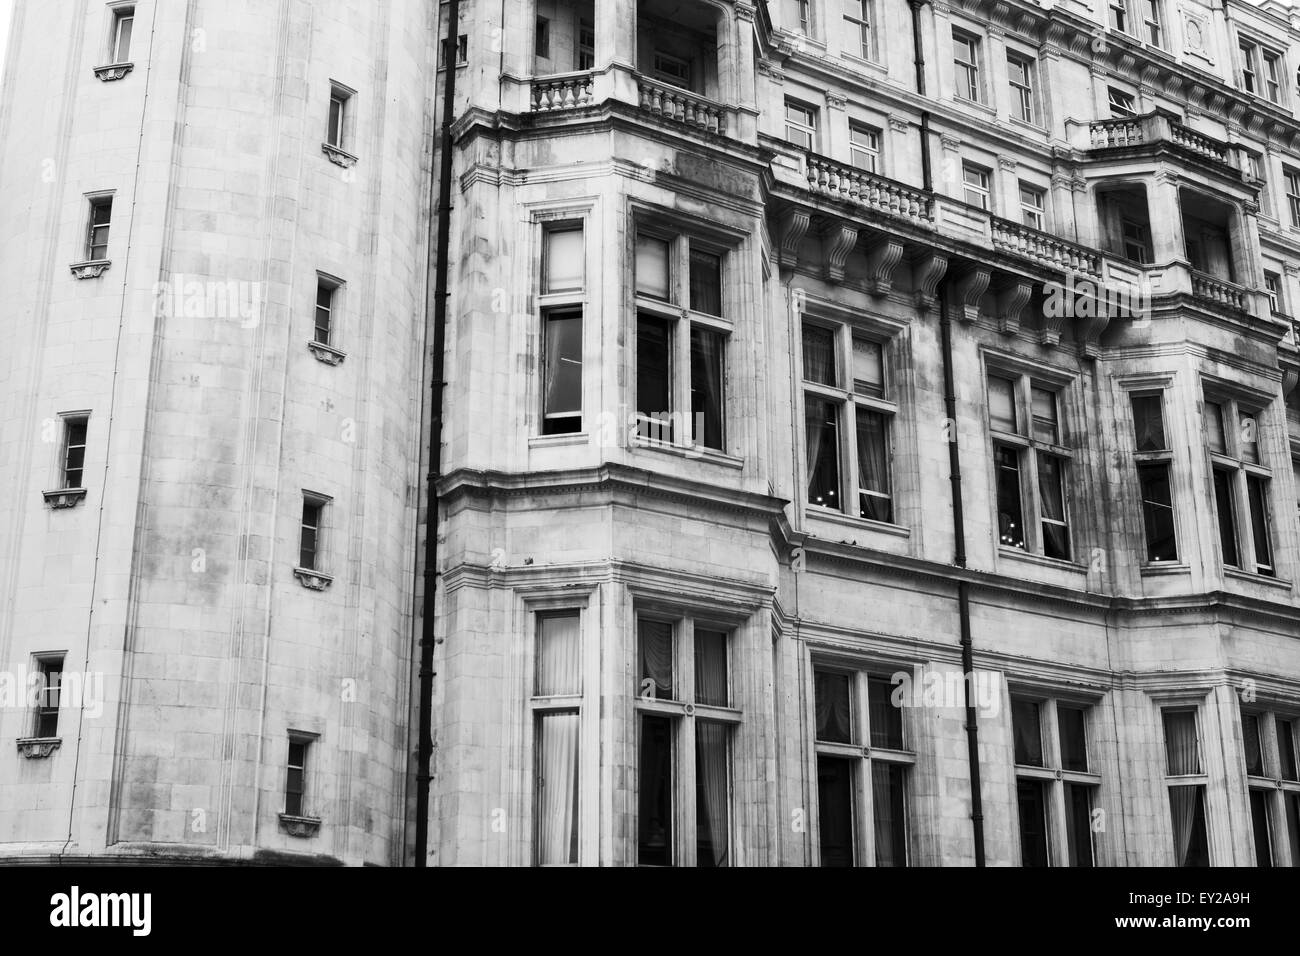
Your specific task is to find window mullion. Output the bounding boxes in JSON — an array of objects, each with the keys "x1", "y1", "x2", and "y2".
[
  {"x1": 1233, "y1": 466, "x2": 1258, "y2": 572},
  {"x1": 859, "y1": 756, "x2": 875, "y2": 867},
  {"x1": 680, "y1": 709, "x2": 698, "y2": 867},
  {"x1": 674, "y1": 316, "x2": 691, "y2": 446},
  {"x1": 844, "y1": 397, "x2": 862, "y2": 518},
  {"x1": 1024, "y1": 445, "x2": 1044, "y2": 555}
]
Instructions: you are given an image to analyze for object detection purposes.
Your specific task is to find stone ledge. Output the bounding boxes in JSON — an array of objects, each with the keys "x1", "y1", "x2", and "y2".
[
  {"x1": 16, "y1": 738, "x2": 61, "y2": 759},
  {"x1": 42, "y1": 488, "x2": 87, "y2": 510},
  {"x1": 93, "y1": 62, "x2": 133, "y2": 81},
  {"x1": 293, "y1": 567, "x2": 333, "y2": 591},
  {"x1": 278, "y1": 814, "x2": 322, "y2": 838},
  {"x1": 307, "y1": 340, "x2": 346, "y2": 365},
  {"x1": 69, "y1": 260, "x2": 111, "y2": 279},
  {"x1": 321, "y1": 143, "x2": 358, "y2": 168}
]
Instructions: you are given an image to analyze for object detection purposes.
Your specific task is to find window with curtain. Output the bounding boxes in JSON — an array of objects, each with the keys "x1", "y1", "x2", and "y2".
[
  {"x1": 987, "y1": 372, "x2": 1072, "y2": 560},
  {"x1": 1162, "y1": 707, "x2": 1209, "y2": 866},
  {"x1": 813, "y1": 664, "x2": 914, "y2": 866},
  {"x1": 635, "y1": 613, "x2": 739, "y2": 866},
  {"x1": 533, "y1": 611, "x2": 582, "y2": 865},
  {"x1": 633, "y1": 227, "x2": 731, "y2": 453},
  {"x1": 1204, "y1": 391, "x2": 1277, "y2": 577},
  {"x1": 1011, "y1": 695, "x2": 1101, "y2": 866},
  {"x1": 803, "y1": 321, "x2": 899, "y2": 523},
  {"x1": 539, "y1": 221, "x2": 586, "y2": 436},
  {"x1": 1239, "y1": 709, "x2": 1300, "y2": 865}
]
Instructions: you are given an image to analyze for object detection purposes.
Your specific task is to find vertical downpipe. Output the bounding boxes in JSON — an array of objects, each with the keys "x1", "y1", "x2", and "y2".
[
  {"x1": 909, "y1": 0, "x2": 986, "y2": 866},
  {"x1": 415, "y1": 0, "x2": 460, "y2": 869}
]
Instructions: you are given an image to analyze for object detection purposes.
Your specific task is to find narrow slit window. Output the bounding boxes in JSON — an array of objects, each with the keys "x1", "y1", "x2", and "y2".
[
  {"x1": 285, "y1": 737, "x2": 309, "y2": 816},
  {"x1": 62, "y1": 417, "x2": 88, "y2": 489},
  {"x1": 34, "y1": 656, "x2": 64, "y2": 739},
  {"x1": 111, "y1": 7, "x2": 134, "y2": 62},
  {"x1": 87, "y1": 197, "x2": 112, "y2": 261},
  {"x1": 300, "y1": 496, "x2": 325, "y2": 571}
]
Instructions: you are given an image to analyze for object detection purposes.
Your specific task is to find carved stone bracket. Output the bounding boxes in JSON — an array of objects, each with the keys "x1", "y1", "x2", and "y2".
[
  {"x1": 997, "y1": 280, "x2": 1033, "y2": 336},
  {"x1": 1076, "y1": 311, "x2": 1112, "y2": 360},
  {"x1": 293, "y1": 568, "x2": 334, "y2": 591},
  {"x1": 863, "y1": 238, "x2": 905, "y2": 296},
  {"x1": 952, "y1": 268, "x2": 991, "y2": 324},
  {"x1": 778, "y1": 207, "x2": 812, "y2": 271},
  {"x1": 821, "y1": 222, "x2": 860, "y2": 282},
  {"x1": 307, "y1": 341, "x2": 347, "y2": 366},
  {"x1": 70, "y1": 260, "x2": 111, "y2": 279},
  {"x1": 93, "y1": 63, "x2": 133, "y2": 81},
  {"x1": 912, "y1": 254, "x2": 949, "y2": 312},
  {"x1": 278, "y1": 814, "x2": 322, "y2": 838},
  {"x1": 17, "y1": 738, "x2": 61, "y2": 759},
  {"x1": 321, "y1": 143, "x2": 359, "y2": 169},
  {"x1": 1282, "y1": 366, "x2": 1299, "y2": 397},
  {"x1": 42, "y1": 488, "x2": 87, "y2": 510}
]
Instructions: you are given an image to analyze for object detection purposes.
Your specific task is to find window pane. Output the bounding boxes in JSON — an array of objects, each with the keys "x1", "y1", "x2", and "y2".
[
  {"x1": 1250, "y1": 789, "x2": 1273, "y2": 867},
  {"x1": 1038, "y1": 453, "x2": 1070, "y2": 561},
  {"x1": 1031, "y1": 387, "x2": 1059, "y2": 444},
  {"x1": 638, "y1": 715, "x2": 674, "y2": 865},
  {"x1": 315, "y1": 284, "x2": 333, "y2": 344},
  {"x1": 695, "y1": 721, "x2": 730, "y2": 867},
  {"x1": 1163, "y1": 710, "x2": 1201, "y2": 775},
  {"x1": 1279, "y1": 720, "x2": 1298, "y2": 781},
  {"x1": 638, "y1": 619, "x2": 673, "y2": 701},
  {"x1": 1065, "y1": 783, "x2": 1095, "y2": 867},
  {"x1": 636, "y1": 315, "x2": 672, "y2": 441},
  {"x1": 995, "y1": 445, "x2": 1026, "y2": 549},
  {"x1": 1240, "y1": 413, "x2": 1259, "y2": 463},
  {"x1": 536, "y1": 712, "x2": 580, "y2": 864},
  {"x1": 1137, "y1": 463, "x2": 1177, "y2": 562},
  {"x1": 689, "y1": 249, "x2": 722, "y2": 316},
  {"x1": 635, "y1": 235, "x2": 671, "y2": 299},
  {"x1": 536, "y1": 612, "x2": 580, "y2": 696},
  {"x1": 328, "y1": 97, "x2": 344, "y2": 146},
  {"x1": 300, "y1": 502, "x2": 320, "y2": 570},
  {"x1": 543, "y1": 311, "x2": 582, "y2": 434},
  {"x1": 817, "y1": 757, "x2": 855, "y2": 867},
  {"x1": 1213, "y1": 468, "x2": 1239, "y2": 568},
  {"x1": 1287, "y1": 794, "x2": 1300, "y2": 866},
  {"x1": 693, "y1": 629, "x2": 728, "y2": 707},
  {"x1": 988, "y1": 376, "x2": 1017, "y2": 432},
  {"x1": 1242, "y1": 711, "x2": 1264, "y2": 775},
  {"x1": 1059, "y1": 705, "x2": 1088, "y2": 772},
  {"x1": 544, "y1": 227, "x2": 583, "y2": 293},
  {"x1": 868, "y1": 675, "x2": 902, "y2": 750},
  {"x1": 814, "y1": 670, "x2": 852, "y2": 743},
  {"x1": 1012, "y1": 698, "x2": 1043, "y2": 766},
  {"x1": 1205, "y1": 401, "x2": 1227, "y2": 454},
  {"x1": 852, "y1": 338, "x2": 884, "y2": 397},
  {"x1": 1017, "y1": 779, "x2": 1049, "y2": 866},
  {"x1": 871, "y1": 763, "x2": 907, "y2": 867},
  {"x1": 806, "y1": 397, "x2": 842, "y2": 510},
  {"x1": 1131, "y1": 393, "x2": 1166, "y2": 451},
  {"x1": 802, "y1": 325, "x2": 836, "y2": 386},
  {"x1": 689, "y1": 327, "x2": 725, "y2": 451},
  {"x1": 1247, "y1": 475, "x2": 1273, "y2": 574},
  {"x1": 856, "y1": 409, "x2": 891, "y2": 523}
]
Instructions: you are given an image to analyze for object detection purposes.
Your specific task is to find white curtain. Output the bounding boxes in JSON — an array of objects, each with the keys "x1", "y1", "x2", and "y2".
[
  {"x1": 694, "y1": 630, "x2": 728, "y2": 707},
  {"x1": 1164, "y1": 711, "x2": 1200, "y2": 775},
  {"x1": 537, "y1": 613, "x2": 580, "y2": 696},
  {"x1": 639, "y1": 620, "x2": 673, "y2": 700},
  {"x1": 695, "y1": 722, "x2": 730, "y2": 867},
  {"x1": 872, "y1": 763, "x2": 904, "y2": 867},
  {"x1": 814, "y1": 671, "x2": 852, "y2": 743},
  {"x1": 537, "y1": 713, "x2": 579, "y2": 864},
  {"x1": 1169, "y1": 785, "x2": 1201, "y2": 867}
]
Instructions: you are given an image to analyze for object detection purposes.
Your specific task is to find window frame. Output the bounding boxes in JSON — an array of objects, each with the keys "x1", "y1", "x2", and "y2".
[
  {"x1": 811, "y1": 662, "x2": 916, "y2": 867},
  {"x1": 1006, "y1": 52, "x2": 1036, "y2": 125},
  {"x1": 298, "y1": 491, "x2": 331, "y2": 574},
  {"x1": 110, "y1": 4, "x2": 135, "y2": 64},
  {"x1": 85, "y1": 194, "x2": 113, "y2": 262},
  {"x1": 1286, "y1": 167, "x2": 1300, "y2": 228},
  {"x1": 801, "y1": 316, "x2": 900, "y2": 525},
  {"x1": 1141, "y1": 0, "x2": 1162, "y2": 47},
  {"x1": 1161, "y1": 705, "x2": 1211, "y2": 866},
  {"x1": 59, "y1": 413, "x2": 90, "y2": 491},
  {"x1": 1019, "y1": 182, "x2": 1046, "y2": 231},
  {"x1": 531, "y1": 608, "x2": 584, "y2": 866},
  {"x1": 283, "y1": 730, "x2": 318, "y2": 818},
  {"x1": 962, "y1": 162, "x2": 992, "y2": 211},
  {"x1": 843, "y1": 0, "x2": 873, "y2": 61},
  {"x1": 785, "y1": 98, "x2": 819, "y2": 151},
  {"x1": 952, "y1": 28, "x2": 982, "y2": 103},
  {"x1": 538, "y1": 218, "x2": 587, "y2": 437},
  {"x1": 32, "y1": 653, "x2": 66, "y2": 740},
  {"x1": 1128, "y1": 387, "x2": 1180, "y2": 565},
  {"x1": 1202, "y1": 389, "x2": 1276, "y2": 577},
  {"x1": 848, "y1": 121, "x2": 882, "y2": 173}
]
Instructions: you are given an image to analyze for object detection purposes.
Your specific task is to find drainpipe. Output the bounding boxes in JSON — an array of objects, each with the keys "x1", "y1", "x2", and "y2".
[
  {"x1": 415, "y1": 0, "x2": 460, "y2": 869},
  {"x1": 909, "y1": 0, "x2": 986, "y2": 867}
]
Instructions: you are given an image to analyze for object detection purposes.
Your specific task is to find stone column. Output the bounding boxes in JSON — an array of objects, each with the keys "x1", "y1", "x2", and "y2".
[
  {"x1": 733, "y1": 3, "x2": 759, "y2": 144},
  {"x1": 996, "y1": 154, "x2": 1019, "y2": 221},
  {"x1": 825, "y1": 91, "x2": 847, "y2": 162},
  {"x1": 499, "y1": 0, "x2": 536, "y2": 113},
  {"x1": 594, "y1": 0, "x2": 638, "y2": 105},
  {"x1": 1149, "y1": 171, "x2": 1186, "y2": 265}
]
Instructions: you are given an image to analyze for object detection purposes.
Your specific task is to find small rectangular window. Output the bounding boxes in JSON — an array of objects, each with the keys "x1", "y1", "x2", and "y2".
[
  {"x1": 285, "y1": 736, "x2": 310, "y2": 816},
  {"x1": 536, "y1": 612, "x2": 581, "y2": 696},
  {"x1": 1265, "y1": 272, "x2": 1282, "y2": 313},
  {"x1": 1241, "y1": 41, "x2": 1259, "y2": 95},
  {"x1": 1131, "y1": 392, "x2": 1167, "y2": 451},
  {"x1": 1038, "y1": 454, "x2": 1070, "y2": 560},
  {"x1": 1279, "y1": 719, "x2": 1298, "y2": 781},
  {"x1": 856, "y1": 410, "x2": 891, "y2": 522},
  {"x1": 849, "y1": 123, "x2": 881, "y2": 172},
  {"x1": 1109, "y1": 0, "x2": 1128, "y2": 32},
  {"x1": 300, "y1": 495, "x2": 326, "y2": 571},
  {"x1": 689, "y1": 249, "x2": 722, "y2": 316},
  {"x1": 638, "y1": 713, "x2": 674, "y2": 865},
  {"x1": 1030, "y1": 387, "x2": 1059, "y2": 444},
  {"x1": 1249, "y1": 788, "x2": 1274, "y2": 866},
  {"x1": 785, "y1": 100, "x2": 818, "y2": 151},
  {"x1": 1205, "y1": 401, "x2": 1228, "y2": 454},
  {"x1": 1019, "y1": 184, "x2": 1045, "y2": 230},
  {"x1": 1012, "y1": 698, "x2": 1043, "y2": 766},
  {"x1": 62, "y1": 416, "x2": 88, "y2": 489},
  {"x1": 953, "y1": 30, "x2": 981, "y2": 102},
  {"x1": 1137, "y1": 463, "x2": 1177, "y2": 561},
  {"x1": 1264, "y1": 50, "x2": 1282, "y2": 103},
  {"x1": 689, "y1": 327, "x2": 725, "y2": 451},
  {"x1": 542, "y1": 309, "x2": 583, "y2": 435},
  {"x1": 636, "y1": 315, "x2": 673, "y2": 442},
  {"x1": 1212, "y1": 467, "x2": 1239, "y2": 568},
  {"x1": 814, "y1": 670, "x2": 853, "y2": 744},
  {"x1": 871, "y1": 762, "x2": 907, "y2": 866},
  {"x1": 1059, "y1": 705, "x2": 1089, "y2": 772},
  {"x1": 1142, "y1": 0, "x2": 1162, "y2": 47},
  {"x1": 543, "y1": 226, "x2": 584, "y2": 294},
  {"x1": 806, "y1": 398, "x2": 842, "y2": 510},
  {"x1": 578, "y1": 20, "x2": 595, "y2": 70},
  {"x1": 844, "y1": 1, "x2": 872, "y2": 60},
  {"x1": 1007, "y1": 54, "x2": 1035, "y2": 123},
  {"x1": 327, "y1": 88, "x2": 349, "y2": 149},
  {"x1": 87, "y1": 196, "x2": 112, "y2": 261},
  {"x1": 1064, "y1": 783, "x2": 1095, "y2": 866},
  {"x1": 635, "y1": 235, "x2": 671, "y2": 300},
  {"x1": 962, "y1": 163, "x2": 991, "y2": 210},
  {"x1": 1163, "y1": 710, "x2": 1201, "y2": 775},
  {"x1": 1286, "y1": 169, "x2": 1300, "y2": 227},
  {"x1": 1017, "y1": 778, "x2": 1050, "y2": 866},
  {"x1": 535, "y1": 17, "x2": 550, "y2": 59},
  {"x1": 1242, "y1": 710, "x2": 1265, "y2": 776},
  {"x1": 693, "y1": 629, "x2": 729, "y2": 707},
  {"x1": 1108, "y1": 87, "x2": 1136, "y2": 117},
  {"x1": 867, "y1": 675, "x2": 902, "y2": 749},
  {"x1": 988, "y1": 376, "x2": 1017, "y2": 433},
  {"x1": 1247, "y1": 475, "x2": 1274, "y2": 576},
  {"x1": 817, "y1": 756, "x2": 854, "y2": 866},
  {"x1": 639, "y1": 619, "x2": 674, "y2": 702},
  {"x1": 111, "y1": 6, "x2": 134, "y2": 63},
  {"x1": 33, "y1": 655, "x2": 64, "y2": 739},
  {"x1": 314, "y1": 279, "x2": 336, "y2": 346},
  {"x1": 995, "y1": 444, "x2": 1026, "y2": 550},
  {"x1": 802, "y1": 325, "x2": 837, "y2": 387},
  {"x1": 852, "y1": 337, "x2": 884, "y2": 398},
  {"x1": 653, "y1": 51, "x2": 691, "y2": 89}
]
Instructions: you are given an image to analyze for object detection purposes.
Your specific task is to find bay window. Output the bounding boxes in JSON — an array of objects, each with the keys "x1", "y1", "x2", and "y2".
[{"x1": 1204, "y1": 392, "x2": 1275, "y2": 576}]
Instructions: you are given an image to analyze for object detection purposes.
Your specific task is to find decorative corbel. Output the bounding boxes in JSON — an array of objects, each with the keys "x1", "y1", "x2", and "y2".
[
  {"x1": 1283, "y1": 366, "x2": 1299, "y2": 398},
  {"x1": 778, "y1": 207, "x2": 812, "y2": 271},
  {"x1": 821, "y1": 222, "x2": 861, "y2": 283},
  {"x1": 1076, "y1": 311, "x2": 1112, "y2": 361},
  {"x1": 863, "y1": 238, "x2": 905, "y2": 295},
  {"x1": 912, "y1": 253, "x2": 949, "y2": 312},
  {"x1": 952, "y1": 267, "x2": 991, "y2": 324},
  {"x1": 997, "y1": 280, "x2": 1033, "y2": 336}
]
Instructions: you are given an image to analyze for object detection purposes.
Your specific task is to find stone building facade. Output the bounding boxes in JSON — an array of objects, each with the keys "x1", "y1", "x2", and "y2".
[{"x1": 3, "y1": 0, "x2": 1300, "y2": 867}]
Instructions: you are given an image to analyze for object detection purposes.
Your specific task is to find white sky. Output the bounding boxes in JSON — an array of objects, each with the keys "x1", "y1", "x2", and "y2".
[{"x1": 0, "y1": 1, "x2": 12, "y2": 86}]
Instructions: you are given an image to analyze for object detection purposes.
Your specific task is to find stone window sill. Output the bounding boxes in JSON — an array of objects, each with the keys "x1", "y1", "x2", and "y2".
[
  {"x1": 997, "y1": 546, "x2": 1087, "y2": 574},
  {"x1": 16, "y1": 737, "x2": 61, "y2": 759},
  {"x1": 43, "y1": 488, "x2": 87, "y2": 510},
  {"x1": 70, "y1": 260, "x2": 111, "y2": 279},
  {"x1": 308, "y1": 340, "x2": 346, "y2": 366},
  {"x1": 294, "y1": 567, "x2": 334, "y2": 591},
  {"x1": 93, "y1": 62, "x2": 134, "y2": 81},
  {"x1": 630, "y1": 436, "x2": 744, "y2": 469},
  {"x1": 321, "y1": 143, "x2": 358, "y2": 169},
  {"x1": 278, "y1": 813, "x2": 322, "y2": 838}
]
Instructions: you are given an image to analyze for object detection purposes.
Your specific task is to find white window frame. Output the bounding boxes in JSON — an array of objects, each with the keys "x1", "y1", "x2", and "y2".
[
  {"x1": 785, "y1": 98, "x2": 818, "y2": 151},
  {"x1": 1160, "y1": 704, "x2": 1212, "y2": 867},
  {"x1": 849, "y1": 121, "x2": 881, "y2": 173},
  {"x1": 962, "y1": 162, "x2": 991, "y2": 210},
  {"x1": 110, "y1": 4, "x2": 135, "y2": 63},
  {"x1": 953, "y1": 29, "x2": 982, "y2": 103},
  {"x1": 844, "y1": 0, "x2": 873, "y2": 61},
  {"x1": 1128, "y1": 386, "x2": 1180, "y2": 565},
  {"x1": 1108, "y1": 86, "x2": 1137, "y2": 117},
  {"x1": 1203, "y1": 390, "x2": 1276, "y2": 577},
  {"x1": 1019, "y1": 182, "x2": 1046, "y2": 230},
  {"x1": 1007, "y1": 52, "x2": 1036, "y2": 124}
]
